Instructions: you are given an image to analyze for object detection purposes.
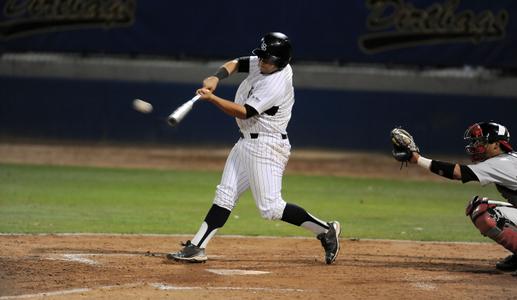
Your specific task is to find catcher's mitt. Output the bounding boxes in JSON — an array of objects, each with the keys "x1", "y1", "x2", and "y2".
[{"x1": 390, "y1": 127, "x2": 419, "y2": 162}]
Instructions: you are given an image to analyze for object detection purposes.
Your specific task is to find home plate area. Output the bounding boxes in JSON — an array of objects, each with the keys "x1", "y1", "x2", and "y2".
[{"x1": 1, "y1": 234, "x2": 516, "y2": 299}]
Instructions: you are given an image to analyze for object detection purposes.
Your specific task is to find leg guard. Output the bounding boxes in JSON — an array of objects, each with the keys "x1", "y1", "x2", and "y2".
[
  {"x1": 467, "y1": 197, "x2": 517, "y2": 254},
  {"x1": 496, "y1": 225, "x2": 517, "y2": 254},
  {"x1": 492, "y1": 207, "x2": 517, "y2": 254}
]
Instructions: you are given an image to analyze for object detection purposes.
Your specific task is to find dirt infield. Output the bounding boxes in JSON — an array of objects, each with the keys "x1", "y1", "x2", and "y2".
[{"x1": 0, "y1": 234, "x2": 516, "y2": 300}]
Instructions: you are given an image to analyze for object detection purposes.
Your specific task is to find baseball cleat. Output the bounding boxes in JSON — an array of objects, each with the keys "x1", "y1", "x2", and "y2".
[
  {"x1": 165, "y1": 240, "x2": 207, "y2": 263},
  {"x1": 495, "y1": 254, "x2": 517, "y2": 271},
  {"x1": 317, "y1": 221, "x2": 341, "y2": 265}
]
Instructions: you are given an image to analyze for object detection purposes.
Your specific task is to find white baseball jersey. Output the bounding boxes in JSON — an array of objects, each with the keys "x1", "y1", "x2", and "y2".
[
  {"x1": 235, "y1": 56, "x2": 294, "y2": 135},
  {"x1": 212, "y1": 56, "x2": 294, "y2": 220}
]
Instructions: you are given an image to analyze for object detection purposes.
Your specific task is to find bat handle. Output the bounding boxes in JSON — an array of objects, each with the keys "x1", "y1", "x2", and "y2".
[{"x1": 190, "y1": 94, "x2": 201, "y2": 103}]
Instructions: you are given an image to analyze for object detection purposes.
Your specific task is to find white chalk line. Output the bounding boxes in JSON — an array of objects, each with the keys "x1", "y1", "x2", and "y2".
[
  {"x1": 0, "y1": 283, "x2": 143, "y2": 300},
  {"x1": 0, "y1": 282, "x2": 305, "y2": 299},
  {"x1": 40, "y1": 253, "x2": 271, "y2": 276},
  {"x1": 0, "y1": 232, "x2": 494, "y2": 246},
  {"x1": 42, "y1": 253, "x2": 235, "y2": 268},
  {"x1": 45, "y1": 254, "x2": 98, "y2": 265},
  {"x1": 150, "y1": 283, "x2": 306, "y2": 293},
  {"x1": 0, "y1": 288, "x2": 91, "y2": 300},
  {"x1": 43, "y1": 253, "x2": 141, "y2": 266}
]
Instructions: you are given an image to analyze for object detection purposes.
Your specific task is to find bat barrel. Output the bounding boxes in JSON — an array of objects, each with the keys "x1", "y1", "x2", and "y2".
[
  {"x1": 167, "y1": 106, "x2": 190, "y2": 126},
  {"x1": 167, "y1": 116, "x2": 180, "y2": 127},
  {"x1": 167, "y1": 95, "x2": 201, "y2": 127}
]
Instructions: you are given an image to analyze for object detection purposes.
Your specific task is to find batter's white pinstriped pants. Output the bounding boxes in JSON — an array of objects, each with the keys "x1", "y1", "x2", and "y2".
[{"x1": 213, "y1": 134, "x2": 291, "y2": 220}]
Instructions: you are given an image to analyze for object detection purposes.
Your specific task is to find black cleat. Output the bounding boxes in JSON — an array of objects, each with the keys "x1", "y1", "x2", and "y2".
[
  {"x1": 165, "y1": 240, "x2": 207, "y2": 263},
  {"x1": 495, "y1": 254, "x2": 517, "y2": 271},
  {"x1": 317, "y1": 221, "x2": 341, "y2": 265}
]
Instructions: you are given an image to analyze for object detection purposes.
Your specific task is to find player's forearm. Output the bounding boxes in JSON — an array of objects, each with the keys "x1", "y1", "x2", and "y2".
[
  {"x1": 414, "y1": 154, "x2": 462, "y2": 180},
  {"x1": 221, "y1": 60, "x2": 239, "y2": 75},
  {"x1": 212, "y1": 60, "x2": 239, "y2": 80},
  {"x1": 207, "y1": 95, "x2": 247, "y2": 119},
  {"x1": 204, "y1": 60, "x2": 239, "y2": 91}
]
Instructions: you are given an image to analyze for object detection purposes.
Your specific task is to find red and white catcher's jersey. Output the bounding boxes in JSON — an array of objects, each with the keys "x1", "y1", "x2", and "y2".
[
  {"x1": 235, "y1": 56, "x2": 294, "y2": 135},
  {"x1": 468, "y1": 152, "x2": 517, "y2": 202}
]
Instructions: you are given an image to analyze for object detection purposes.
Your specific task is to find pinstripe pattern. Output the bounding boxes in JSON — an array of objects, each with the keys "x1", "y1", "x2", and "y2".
[
  {"x1": 236, "y1": 56, "x2": 293, "y2": 135},
  {"x1": 213, "y1": 135, "x2": 290, "y2": 220}
]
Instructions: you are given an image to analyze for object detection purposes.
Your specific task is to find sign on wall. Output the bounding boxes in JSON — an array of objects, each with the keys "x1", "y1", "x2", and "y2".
[
  {"x1": 359, "y1": 0, "x2": 508, "y2": 53},
  {"x1": 0, "y1": 0, "x2": 136, "y2": 39}
]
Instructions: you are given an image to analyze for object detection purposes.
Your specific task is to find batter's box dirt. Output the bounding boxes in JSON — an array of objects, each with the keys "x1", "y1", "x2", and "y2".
[{"x1": 0, "y1": 234, "x2": 516, "y2": 299}]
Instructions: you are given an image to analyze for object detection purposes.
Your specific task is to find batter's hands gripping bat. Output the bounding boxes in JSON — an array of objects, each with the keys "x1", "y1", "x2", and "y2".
[{"x1": 167, "y1": 94, "x2": 201, "y2": 127}]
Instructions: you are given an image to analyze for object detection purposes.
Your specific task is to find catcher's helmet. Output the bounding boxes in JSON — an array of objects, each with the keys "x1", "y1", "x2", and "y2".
[
  {"x1": 464, "y1": 122, "x2": 512, "y2": 161},
  {"x1": 252, "y1": 32, "x2": 292, "y2": 68}
]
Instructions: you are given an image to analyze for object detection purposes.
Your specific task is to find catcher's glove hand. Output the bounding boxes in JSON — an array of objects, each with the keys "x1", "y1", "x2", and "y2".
[{"x1": 390, "y1": 127, "x2": 419, "y2": 162}]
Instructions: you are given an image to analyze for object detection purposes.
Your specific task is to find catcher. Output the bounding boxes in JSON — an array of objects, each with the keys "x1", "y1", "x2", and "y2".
[{"x1": 391, "y1": 122, "x2": 517, "y2": 275}]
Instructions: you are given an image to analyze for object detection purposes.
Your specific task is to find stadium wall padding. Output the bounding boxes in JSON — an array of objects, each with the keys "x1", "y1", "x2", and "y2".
[{"x1": 1, "y1": 76, "x2": 515, "y2": 154}]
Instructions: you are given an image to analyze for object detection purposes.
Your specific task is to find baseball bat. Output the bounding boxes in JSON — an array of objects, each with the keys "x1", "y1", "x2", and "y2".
[{"x1": 167, "y1": 94, "x2": 201, "y2": 127}]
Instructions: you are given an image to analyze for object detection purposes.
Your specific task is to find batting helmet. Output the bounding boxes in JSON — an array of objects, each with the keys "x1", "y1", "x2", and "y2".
[
  {"x1": 464, "y1": 122, "x2": 513, "y2": 161},
  {"x1": 252, "y1": 32, "x2": 292, "y2": 68}
]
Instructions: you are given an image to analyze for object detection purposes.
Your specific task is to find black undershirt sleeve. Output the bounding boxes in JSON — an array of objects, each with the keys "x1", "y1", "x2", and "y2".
[
  {"x1": 460, "y1": 165, "x2": 479, "y2": 183},
  {"x1": 237, "y1": 57, "x2": 250, "y2": 73},
  {"x1": 244, "y1": 104, "x2": 258, "y2": 119}
]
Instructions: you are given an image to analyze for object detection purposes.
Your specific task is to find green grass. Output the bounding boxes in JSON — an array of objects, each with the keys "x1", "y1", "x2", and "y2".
[{"x1": 0, "y1": 163, "x2": 501, "y2": 242}]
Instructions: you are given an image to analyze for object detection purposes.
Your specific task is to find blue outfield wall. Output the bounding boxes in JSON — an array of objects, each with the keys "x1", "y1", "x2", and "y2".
[{"x1": 1, "y1": 76, "x2": 516, "y2": 154}]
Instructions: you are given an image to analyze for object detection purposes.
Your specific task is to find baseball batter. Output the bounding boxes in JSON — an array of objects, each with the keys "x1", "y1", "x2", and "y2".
[
  {"x1": 391, "y1": 122, "x2": 517, "y2": 275},
  {"x1": 166, "y1": 32, "x2": 341, "y2": 264}
]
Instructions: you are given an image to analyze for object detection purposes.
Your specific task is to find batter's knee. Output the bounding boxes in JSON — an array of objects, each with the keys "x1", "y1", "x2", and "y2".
[
  {"x1": 259, "y1": 201, "x2": 286, "y2": 221},
  {"x1": 213, "y1": 184, "x2": 237, "y2": 211}
]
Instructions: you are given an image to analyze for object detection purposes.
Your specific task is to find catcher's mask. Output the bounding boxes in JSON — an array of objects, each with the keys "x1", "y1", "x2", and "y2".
[
  {"x1": 464, "y1": 122, "x2": 512, "y2": 162},
  {"x1": 252, "y1": 32, "x2": 292, "y2": 69}
]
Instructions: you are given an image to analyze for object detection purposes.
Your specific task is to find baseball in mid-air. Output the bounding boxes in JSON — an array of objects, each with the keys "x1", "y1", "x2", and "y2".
[{"x1": 132, "y1": 99, "x2": 153, "y2": 113}]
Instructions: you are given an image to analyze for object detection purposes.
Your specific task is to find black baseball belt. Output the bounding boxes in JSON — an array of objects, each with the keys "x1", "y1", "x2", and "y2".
[{"x1": 240, "y1": 132, "x2": 288, "y2": 140}]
